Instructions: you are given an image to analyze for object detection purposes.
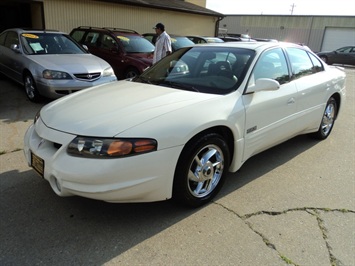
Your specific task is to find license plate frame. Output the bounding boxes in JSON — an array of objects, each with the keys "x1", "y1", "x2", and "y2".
[{"x1": 31, "y1": 152, "x2": 44, "y2": 177}]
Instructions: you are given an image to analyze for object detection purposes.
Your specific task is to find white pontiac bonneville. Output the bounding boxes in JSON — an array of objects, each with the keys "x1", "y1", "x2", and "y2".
[{"x1": 24, "y1": 42, "x2": 346, "y2": 207}]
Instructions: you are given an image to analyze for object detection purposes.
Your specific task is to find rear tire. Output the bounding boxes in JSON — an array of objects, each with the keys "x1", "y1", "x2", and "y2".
[
  {"x1": 173, "y1": 133, "x2": 230, "y2": 207},
  {"x1": 311, "y1": 97, "x2": 337, "y2": 140}
]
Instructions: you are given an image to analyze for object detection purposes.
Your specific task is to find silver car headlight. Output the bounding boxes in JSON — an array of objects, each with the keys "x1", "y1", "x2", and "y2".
[
  {"x1": 103, "y1": 67, "x2": 115, "y2": 77},
  {"x1": 67, "y1": 137, "x2": 157, "y2": 158},
  {"x1": 43, "y1": 70, "x2": 72, "y2": 79}
]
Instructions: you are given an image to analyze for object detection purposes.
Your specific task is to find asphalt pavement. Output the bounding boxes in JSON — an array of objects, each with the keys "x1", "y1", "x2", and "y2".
[{"x1": 0, "y1": 68, "x2": 354, "y2": 266}]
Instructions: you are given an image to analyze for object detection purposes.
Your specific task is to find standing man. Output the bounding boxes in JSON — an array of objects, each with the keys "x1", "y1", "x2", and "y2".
[{"x1": 153, "y1": 23, "x2": 172, "y2": 64}]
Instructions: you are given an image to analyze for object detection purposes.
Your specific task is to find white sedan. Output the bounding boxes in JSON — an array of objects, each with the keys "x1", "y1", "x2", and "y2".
[{"x1": 24, "y1": 42, "x2": 346, "y2": 207}]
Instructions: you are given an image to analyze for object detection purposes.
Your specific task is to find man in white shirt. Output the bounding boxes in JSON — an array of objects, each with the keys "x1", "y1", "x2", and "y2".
[{"x1": 153, "y1": 23, "x2": 172, "y2": 64}]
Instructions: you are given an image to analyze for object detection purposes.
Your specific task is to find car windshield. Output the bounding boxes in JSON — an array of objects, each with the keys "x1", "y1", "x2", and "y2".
[
  {"x1": 20, "y1": 33, "x2": 87, "y2": 55},
  {"x1": 205, "y1": 38, "x2": 224, "y2": 43},
  {"x1": 117, "y1": 35, "x2": 155, "y2": 53},
  {"x1": 171, "y1": 37, "x2": 195, "y2": 51},
  {"x1": 133, "y1": 46, "x2": 255, "y2": 95}
]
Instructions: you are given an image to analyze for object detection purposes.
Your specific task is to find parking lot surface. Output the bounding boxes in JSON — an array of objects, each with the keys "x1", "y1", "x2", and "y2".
[{"x1": 0, "y1": 68, "x2": 354, "y2": 266}]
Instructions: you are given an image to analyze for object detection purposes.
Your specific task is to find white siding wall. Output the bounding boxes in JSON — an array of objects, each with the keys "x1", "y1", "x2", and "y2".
[
  {"x1": 43, "y1": 0, "x2": 216, "y2": 36},
  {"x1": 321, "y1": 27, "x2": 355, "y2": 51},
  {"x1": 220, "y1": 15, "x2": 355, "y2": 51}
]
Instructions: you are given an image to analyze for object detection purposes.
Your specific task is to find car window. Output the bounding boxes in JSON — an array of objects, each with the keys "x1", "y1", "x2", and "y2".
[
  {"x1": 286, "y1": 47, "x2": 314, "y2": 79},
  {"x1": 117, "y1": 35, "x2": 155, "y2": 53},
  {"x1": 135, "y1": 46, "x2": 255, "y2": 95},
  {"x1": 4, "y1": 31, "x2": 19, "y2": 48},
  {"x1": 70, "y1": 30, "x2": 85, "y2": 43},
  {"x1": 20, "y1": 33, "x2": 87, "y2": 55},
  {"x1": 171, "y1": 37, "x2": 195, "y2": 51},
  {"x1": 100, "y1": 34, "x2": 117, "y2": 50},
  {"x1": 248, "y1": 47, "x2": 289, "y2": 87},
  {"x1": 83, "y1": 31, "x2": 100, "y2": 46},
  {"x1": 308, "y1": 52, "x2": 324, "y2": 73},
  {"x1": 0, "y1": 32, "x2": 7, "y2": 46},
  {"x1": 336, "y1": 47, "x2": 352, "y2": 53}
]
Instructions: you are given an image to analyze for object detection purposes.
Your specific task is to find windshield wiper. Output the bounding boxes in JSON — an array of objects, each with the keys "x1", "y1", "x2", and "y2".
[
  {"x1": 136, "y1": 76, "x2": 152, "y2": 84},
  {"x1": 161, "y1": 81, "x2": 199, "y2": 92}
]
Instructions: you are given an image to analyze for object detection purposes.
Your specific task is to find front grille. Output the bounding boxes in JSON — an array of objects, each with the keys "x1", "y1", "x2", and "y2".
[{"x1": 74, "y1": 72, "x2": 101, "y2": 81}]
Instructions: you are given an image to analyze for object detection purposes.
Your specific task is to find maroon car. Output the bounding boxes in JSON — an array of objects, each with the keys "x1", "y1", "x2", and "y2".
[{"x1": 70, "y1": 26, "x2": 155, "y2": 79}]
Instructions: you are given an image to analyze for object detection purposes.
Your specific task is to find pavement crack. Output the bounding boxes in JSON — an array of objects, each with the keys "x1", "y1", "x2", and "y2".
[
  {"x1": 311, "y1": 209, "x2": 345, "y2": 266},
  {"x1": 214, "y1": 202, "x2": 353, "y2": 266}
]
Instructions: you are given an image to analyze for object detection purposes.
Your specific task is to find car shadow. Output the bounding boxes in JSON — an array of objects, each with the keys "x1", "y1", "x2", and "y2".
[
  {"x1": 0, "y1": 75, "x2": 49, "y2": 123},
  {"x1": 0, "y1": 133, "x2": 319, "y2": 265}
]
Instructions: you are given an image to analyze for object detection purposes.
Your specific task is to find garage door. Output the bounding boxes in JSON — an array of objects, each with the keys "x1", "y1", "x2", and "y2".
[{"x1": 321, "y1": 27, "x2": 355, "y2": 51}]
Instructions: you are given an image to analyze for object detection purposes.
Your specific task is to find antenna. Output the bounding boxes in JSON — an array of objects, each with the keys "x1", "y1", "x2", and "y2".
[{"x1": 290, "y1": 3, "x2": 296, "y2": 15}]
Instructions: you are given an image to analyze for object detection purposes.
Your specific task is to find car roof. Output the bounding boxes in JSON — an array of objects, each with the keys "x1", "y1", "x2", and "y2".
[
  {"x1": 73, "y1": 26, "x2": 140, "y2": 36},
  {"x1": 4, "y1": 28, "x2": 66, "y2": 34},
  {"x1": 196, "y1": 41, "x2": 304, "y2": 52}
]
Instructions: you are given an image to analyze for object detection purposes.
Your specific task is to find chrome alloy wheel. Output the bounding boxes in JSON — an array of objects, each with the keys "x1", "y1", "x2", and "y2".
[
  {"x1": 187, "y1": 144, "x2": 224, "y2": 198},
  {"x1": 24, "y1": 75, "x2": 36, "y2": 100},
  {"x1": 321, "y1": 100, "x2": 336, "y2": 136}
]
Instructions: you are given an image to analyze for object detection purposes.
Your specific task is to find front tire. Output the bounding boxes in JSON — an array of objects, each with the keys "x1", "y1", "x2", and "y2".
[
  {"x1": 24, "y1": 72, "x2": 41, "y2": 102},
  {"x1": 311, "y1": 97, "x2": 337, "y2": 140},
  {"x1": 173, "y1": 133, "x2": 230, "y2": 207},
  {"x1": 125, "y1": 67, "x2": 140, "y2": 79},
  {"x1": 320, "y1": 56, "x2": 332, "y2": 65}
]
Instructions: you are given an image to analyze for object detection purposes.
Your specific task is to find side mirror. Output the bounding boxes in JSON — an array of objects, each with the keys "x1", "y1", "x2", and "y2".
[
  {"x1": 82, "y1": 44, "x2": 88, "y2": 51},
  {"x1": 10, "y1": 44, "x2": 21, "y2": 53},
  {"x1": 246, "y1": 78, "x2": 280, "y2": 93}
]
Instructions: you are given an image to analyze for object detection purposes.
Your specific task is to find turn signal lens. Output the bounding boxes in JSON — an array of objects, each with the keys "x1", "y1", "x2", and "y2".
[{"x1": 133, "y1": 140, "x2": 157, "y2": 153}]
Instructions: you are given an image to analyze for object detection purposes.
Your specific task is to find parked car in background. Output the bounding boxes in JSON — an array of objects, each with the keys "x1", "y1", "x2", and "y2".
[
  {"x1": 316, "y1": 46, "x2": 355, "y2": 65},
  {"x1": 220, "y1": 33, "x2": 256, "y2": 42},
  {"x1": 142, "y1": 33, "x2": 195, "y2": 52},
  {"x1": 0, "y1": 28, "x2": 116, "y2": 102},
  {"x1": 70, "y1": 26, "x2": 155, "y2": 79},
  {"x1": 24, "y1": 42, "x2": 346, "y2": 207},
  {"x1": 220, "y1": 36, "x2": 256, "y2": 42},
  {"x1": 187, "y1": 36, "x2": 224, "y2": 44}
]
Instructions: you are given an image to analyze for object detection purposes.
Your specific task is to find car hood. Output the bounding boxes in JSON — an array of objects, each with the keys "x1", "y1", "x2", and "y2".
[
  {"x1": 29, "y1": 54, "x2": 110, "y2": 72},
  {"x1": 126, "y1": 53, "x2": 153, "y2": 64},
  {"x1": 40, "y1": 81, "x2": 219, "y2": 137}
]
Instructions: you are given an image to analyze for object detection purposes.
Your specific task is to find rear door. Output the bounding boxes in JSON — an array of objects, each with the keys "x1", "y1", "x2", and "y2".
[{"x1": 286, "y1": 47, "x2": 331, "y2": 131}]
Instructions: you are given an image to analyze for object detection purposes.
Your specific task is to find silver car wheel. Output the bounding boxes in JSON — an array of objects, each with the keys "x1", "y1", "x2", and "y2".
[
  {"x1": 24, "y1": 73, "x2": 41, "y2": 102},
  {"x1": 24, "y1": 75, "x2": 35, "y2": 100},
  {"x1": 321, "y1": 100, "x2": 336, "y2": 136},
  {"x1": 173, "y1": 133, "x2": 230, "y2": 207},
  {"x1": 311, "y1": 97, "x2": 337, "y2": 140},
  {"x1": 187, "y1": 144, "x2": 224, "y2": 198}
]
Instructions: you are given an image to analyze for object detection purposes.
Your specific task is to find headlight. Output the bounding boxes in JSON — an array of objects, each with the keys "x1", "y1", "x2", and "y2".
[
  {"x1": 67, "y1": 137, "x2": 157, "y2": 158},
  {"x1": 103, "y1": 67, "x2": 115, "y2": 77},
  {"x1": 43, "y1": 70, "x2": 72, "y2": 79}
]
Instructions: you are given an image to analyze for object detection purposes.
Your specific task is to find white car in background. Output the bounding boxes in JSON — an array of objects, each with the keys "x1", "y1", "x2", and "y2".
[
  {"x1": 0, "y1": 28, "x2": 116, "y2": 102},
  {"x1": 24, "y1": 42, "x2": 346, "y2": 207}
]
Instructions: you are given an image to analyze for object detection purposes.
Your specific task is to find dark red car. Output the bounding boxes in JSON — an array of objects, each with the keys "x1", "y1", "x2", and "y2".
[{"x1": 70, "y1": 26, "x2": 155, "y2": 79}]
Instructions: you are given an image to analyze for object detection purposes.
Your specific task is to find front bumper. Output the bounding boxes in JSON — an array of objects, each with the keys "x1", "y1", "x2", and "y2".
[
  {"x1": 23, "y1": 119, "x2": 182, "y2": 203},
  {"x1": 35, "y1": 76, "x2": 117, "y2": 99}
]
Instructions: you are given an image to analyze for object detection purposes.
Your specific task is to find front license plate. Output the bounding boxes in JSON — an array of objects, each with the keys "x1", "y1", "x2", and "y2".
[{"x1": 31, "y1": 152, "x2": 44, "y2": 177}]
